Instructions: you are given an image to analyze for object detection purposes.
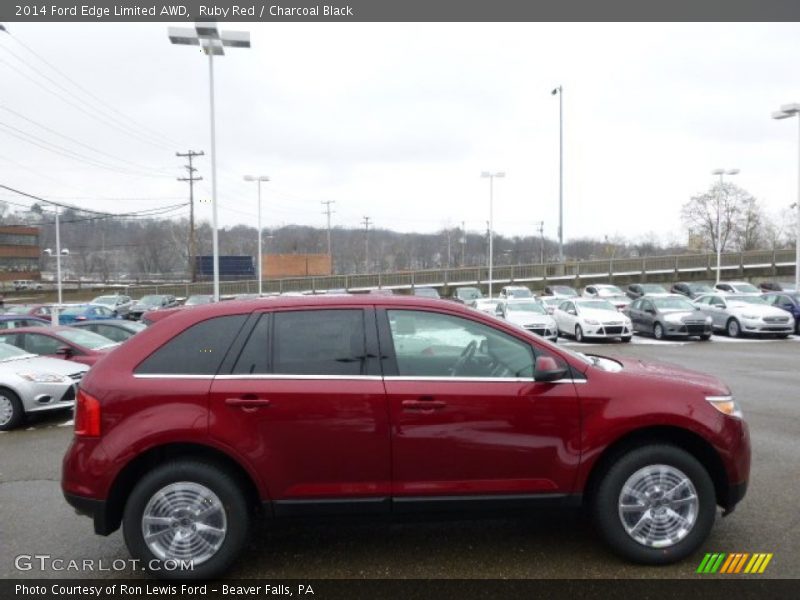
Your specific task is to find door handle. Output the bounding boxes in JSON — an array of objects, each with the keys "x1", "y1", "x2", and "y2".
[
  {"x1": 401, "y1": 399, "x2": 447, "y2": 411},
  {"x1": 225, "y1": 395, "x2": 271, "y2": 409}
]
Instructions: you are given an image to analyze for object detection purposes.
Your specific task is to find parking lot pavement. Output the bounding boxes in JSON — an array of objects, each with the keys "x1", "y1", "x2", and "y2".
[{"x1": 1, "y1": 340, "x2": 798, "y2": 579}]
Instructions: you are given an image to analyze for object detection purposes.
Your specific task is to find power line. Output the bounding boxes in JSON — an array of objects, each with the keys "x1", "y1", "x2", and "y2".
[{"x1": 4, "y1": 31, "x2": 183, "y2": 148}]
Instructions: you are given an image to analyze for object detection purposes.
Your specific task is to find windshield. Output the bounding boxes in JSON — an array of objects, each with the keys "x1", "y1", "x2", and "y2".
[
  {"x1": 553, "y1": 286, "x2": 577, "y2": 296},
  {"x1": 414, "y1": 288, "x2": 439, "y2": 298},
  {"x1": 138, "y1": 295, "x2": 163, "y2": 306},
  {"x1": 540, "y1": 298, "x2": 560, "y2": 305},
  {"x1": 689, "y1": 283, "x2": 714, "y2": 293},
  {"x1": 124, "y1": 322, "x2": 148, "y2": 332},
  {"x1": 61, "y1": 305, "x2": 90, "y2": 316},
  {"x1": 652, "y1": 297, "x2": 695, "y2": 311},
  {"x1": 507, "y1": 302, "x2": 545, "y2": 314},
  {"x1": 641, "y1": 284, "x2": 667, "y2": 293},
  {"x1": 92, "y1": 296, "x2": 117, "y2": 306},
  {"x1": 0, "y1": 342, "x2": 33, "y2": 361},
  {"x1": 457, "y1": 288, "x2": 482, "y2": 300},
  {"x1": 576, "y1": 299, "x2": 617, "y2": 311},
  {"x1": 596, "y1": 285, "x2": 624, "y2": 296},
  {"x1": 476, "y1": 299, "x2": 500, "y2": 308},
  {"x1": 732, "y1": 283, "x2": 760, "y2": 293},
  {"x1": 507, "y1": 288, "x2": 532, "y2": 298},
  {"x1": 59, "y1": 329, "x2": 119, "y2": 349},
  {"x1": 3, "y1": 306, "x2": 32, "y2": 315},
  {"x1": 185, "y1": 295, "x2": 213, "y2": 305},
  {"x1": 731, "y1": 296, "x2": 768, "y2": 305}
]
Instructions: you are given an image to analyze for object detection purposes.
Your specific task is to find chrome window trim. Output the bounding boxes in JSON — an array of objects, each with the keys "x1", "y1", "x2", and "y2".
[
  {"x1": 133, "y1": 373, "x2": 585, "y2": 384},
  {"x1": 215, "y1": 374, "x2": 384, "y2": 381}
]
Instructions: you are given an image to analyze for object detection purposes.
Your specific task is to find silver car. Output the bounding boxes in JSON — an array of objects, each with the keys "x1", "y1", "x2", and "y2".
[
  {"x1": 0, "y1": 342, "x2": 88, "y2": 430},
  {"x1": 693, "y1": 293, "x2": 794, "y2": 338},
  {"x1": 91, "y1": 294, "x2": 133, "y2": 318}
]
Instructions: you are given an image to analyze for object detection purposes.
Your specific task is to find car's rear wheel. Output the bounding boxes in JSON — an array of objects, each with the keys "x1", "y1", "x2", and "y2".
[
  {"x1": 726, "y1": 318, "x2": 741, "y2": 338},
  {"x1": 621, "y1": 336, "x2": 632, "y2": 343},
  {"x1": 699, "y1": 334, "x2": 711, "y2": 341},
  {"x1": 592, "y1": 445, "x2": 716, "y2": 564},
  {"x1": 653, "y1": 323, "x2": 665, "y2": 340},
  {"x1": 575, "y1": 325, "x2": 585, "y2": 343},
  {"x1": 122, "y1": 461, "x2": 250, "y2": 579},
  {"x1": 0, "y1": 389, "x2": 24, "y2": 431}
]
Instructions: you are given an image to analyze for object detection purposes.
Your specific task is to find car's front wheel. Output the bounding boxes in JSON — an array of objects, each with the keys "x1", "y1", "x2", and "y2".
[
  {"x1": 575, "y1": 325, "x2": 585, "y2": 342},
  {"x1": 653, "y1": 323, "x2": 665, "y2": 340},
  {"x1": 123, "y1": 460, "x2": 250, "y2": 579},
  {"x1": 727, "y1": 318, "x2": 741, "y2": 338},
  {"x1": 592, "y1": 445, "x2": 716, "y2": 564},
  {"x1": 0, "y1": 389, "x2": 24, "y2": 431}
]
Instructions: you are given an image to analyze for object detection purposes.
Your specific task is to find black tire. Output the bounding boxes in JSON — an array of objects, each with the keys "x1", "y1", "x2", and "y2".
[
  {"x1": 592, "y1": 445, "x2": 716, "y2": 565},
  {"x1": 122, "y1": 460, "x2": 250, "y2": 579},
  {"x1": 653, "y1": 323, "x2": 664, "y2": 340},
  {"x1": 575, "y1": 325, "x2": 584, "y2": 343},
  {"x1": 0, "y1": 388, "x2": 24, "y2": 431},
  {"x1": 776, "y1": 334, "x2": 790, "y2": 339},
  {"x1": 699, "y1": 334, "x2": 711, "y2": 341},
  {"x1": 620, "y1": 336, "x2": 632, "y2": 343},
  {"x1": 726, "y1": 318, "x2": 741, "y2": 338}
]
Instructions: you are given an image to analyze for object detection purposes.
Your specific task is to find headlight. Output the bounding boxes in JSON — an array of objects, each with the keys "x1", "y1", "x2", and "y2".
[
  {"x1": 705, "y1": 316, "x2": 713, "y2": 324},
  {"x1": 584, "y1": 319, "x2": 599, "y2": 325},
  {"x1": 706, "y1": 395, "x2": 743, "y2": 419},
  {"x1": 741, "y1": 314, "x2": 759, "y2": 320},
  {"x1": 17, "y1": 372, "x2": 70, "y2": 383}
]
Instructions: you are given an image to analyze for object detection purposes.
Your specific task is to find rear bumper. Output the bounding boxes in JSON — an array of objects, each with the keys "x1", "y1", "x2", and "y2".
[{"x1": 63, "y1": 492, "x2": 116, "y2": 536}]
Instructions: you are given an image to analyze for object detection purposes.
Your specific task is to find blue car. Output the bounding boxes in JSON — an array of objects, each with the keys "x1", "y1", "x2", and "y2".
[
  {"x1": 762, "y1": 292, "x2": 800, "y2": 335},
  {"x1": 57, "y1": 304, "x2": 118, "y2": 325}
]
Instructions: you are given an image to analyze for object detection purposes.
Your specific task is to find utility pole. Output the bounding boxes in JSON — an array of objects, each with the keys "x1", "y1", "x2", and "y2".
[
  {"x1": 362, "y1": 216, "x2": 371, "y2": 273},
  {"x1": 177, "y1": 150, "x2": 204, "y2": 282},
  {"x1": 446, "y1": 229, "x2": 452, "y2": 268},
  {"x1": 321, "y1": 200, "x2": 336, "y2": 273},
  {"x1": 461, "y1": 221, "x2": 467, "y2": 266},
  {"x1": 552, "y1": 86, "x2": 564, "y2": 262},
  {"x1": 537, "y1": 221, "x2": 545, "y2": 264}
]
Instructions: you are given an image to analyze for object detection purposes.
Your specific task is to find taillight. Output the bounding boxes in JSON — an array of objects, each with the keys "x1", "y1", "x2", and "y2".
[{"x1": 74, "y1": 388, "x2": 101, "y2": 437}]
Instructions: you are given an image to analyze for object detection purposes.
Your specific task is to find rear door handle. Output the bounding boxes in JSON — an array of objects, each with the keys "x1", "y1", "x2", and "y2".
[
  {"x1": 401, "y1": 399, "x2": 447, "y2": 411},
  {"x1": 225, "y1": 396, "x2": 271, "y2": 409}
]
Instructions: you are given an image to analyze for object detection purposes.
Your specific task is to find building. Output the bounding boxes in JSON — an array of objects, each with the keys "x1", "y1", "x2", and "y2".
[
  {"x1": 195, "y1": 255, "x2": 255, "y2": 281},
  {"x1": 0, "y1": 225, "x2": 40, "y2": 283},
  {"x1": 263, "y1": 254, "x2": 332, "y2": 278}
]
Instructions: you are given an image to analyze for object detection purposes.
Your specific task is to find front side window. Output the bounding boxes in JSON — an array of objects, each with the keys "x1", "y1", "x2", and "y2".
[
  {"x1": 24, "y1": 334, "x2": 62, "y2": 355},
  {"x1": 136, "y1": 315, "x2": 248, "y2": 375},
  {"x1": 387, "y1": 310, "x2": 534, "y2": 379},
  {"x1": 273, "y1": 309, "x2": 366, "y2": 376}
]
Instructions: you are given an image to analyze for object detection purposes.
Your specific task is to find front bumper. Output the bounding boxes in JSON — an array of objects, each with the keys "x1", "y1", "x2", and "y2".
[
  {"x1": 663, "y1": 322, "x2": 713, "y2": 337},
  {"x1": 740, "y1": 318, "x2": 793, "y2": 334},
  {"x1": 583, "y1": 324, "x2": 631, "y2": 338}
]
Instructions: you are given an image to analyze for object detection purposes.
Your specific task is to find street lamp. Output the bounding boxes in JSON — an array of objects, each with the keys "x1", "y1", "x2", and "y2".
[
  {"x1": 481, "y1": 171, "x2": 505, "y2": 297},
  {"x1": 710, "y1": 168, "x2": 739, "y2": 284},
  {"x1": 169, "y1": 23, "x2": 251, "y2": 302},
  {"x1": 772, "y1": 103, "x2": 800, "y2": 292},
  {"x1": 244, "y1": 175, "x2": 270, "y2": 296},
  {"x1": 43, "y1": 218, "x2": 68, "y2": 326},
  {"x1": 552, "y1": 85, "x2": 564, "y2": 262}
]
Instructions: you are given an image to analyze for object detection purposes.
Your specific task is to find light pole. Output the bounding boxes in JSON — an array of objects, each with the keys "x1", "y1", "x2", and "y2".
[
  {"x1": 711, "y1": 168, "x2": 739, "y2": 284},
  {"x1": 244, "y1": 175, "x2": 269, "y2": 296},
  {"x1": 552, "y1": 85, "x2": 564, "y2": 262},
  {"x1": 169, "y1": 23, "x2": 251, "y2": 302},
  {"x1": 43, "y1": 207, "x2": 68, "y2": 325},
  {"x1": 481, "y1": 171, "x2": 505, "y2": 297},
  {"x1": 772, "y1": 103, "x2": 800, "y2": 292}
]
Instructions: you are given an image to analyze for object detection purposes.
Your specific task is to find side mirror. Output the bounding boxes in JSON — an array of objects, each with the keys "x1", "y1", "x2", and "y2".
[
  {"x1": 534, "y1": 356, "x2": 568, "y2": 382},
  {"x1": 55, "y1": 345, "x2": 73, "y2": 358}
]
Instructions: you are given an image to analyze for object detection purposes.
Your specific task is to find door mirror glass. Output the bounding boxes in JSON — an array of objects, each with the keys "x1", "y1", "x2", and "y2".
[{"x1": 534, "y1": 355, "x2": 568, "y2": 382}]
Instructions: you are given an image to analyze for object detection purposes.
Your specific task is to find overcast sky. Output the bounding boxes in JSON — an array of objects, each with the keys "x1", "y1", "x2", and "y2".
[{"x1": 1, "y1": 22, "x2": 800, "y2": 245}]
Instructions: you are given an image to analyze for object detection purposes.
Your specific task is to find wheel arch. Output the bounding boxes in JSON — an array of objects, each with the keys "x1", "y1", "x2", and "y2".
[
  {"x1": 582, "y1": 425, "x2": 730, "y2": 510},
  {"x1": 104, "y1": 442, "x2": 265, "y2": 535}
]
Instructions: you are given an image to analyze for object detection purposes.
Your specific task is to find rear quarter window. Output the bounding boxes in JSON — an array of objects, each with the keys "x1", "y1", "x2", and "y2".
[{"x1": 135, "y1": 315, "x2": 248, "y2": 375}]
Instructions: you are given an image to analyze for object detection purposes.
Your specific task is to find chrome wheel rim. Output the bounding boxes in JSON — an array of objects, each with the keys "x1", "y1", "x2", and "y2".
[
  {"x1": 0, "y1": 395, "x2": 14, "y2": 426},
  {"x1": 141, "y1": 482, "x2": 227, "y2": 565},
  {"x1": 618, "y1": 464, "x2": 699, "y2": 548},
  {"x1": 728, "y1": 320, "x2": 739, "y2": 336}
]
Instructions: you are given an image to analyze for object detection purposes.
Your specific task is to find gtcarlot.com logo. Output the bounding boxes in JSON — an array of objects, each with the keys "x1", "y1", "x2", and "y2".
[{"x1": 697, "y1": 552, "x2": 773, "y2": 574}]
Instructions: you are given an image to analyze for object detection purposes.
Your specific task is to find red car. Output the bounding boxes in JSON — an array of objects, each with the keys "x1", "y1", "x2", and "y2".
[
  {"x1": 3, "y1": 303, "x2": 54, "y2": 319},
  {"x1": 0, "y1": 326, "x2": 119, "y2": 367},
  {"x1": 62, "y1": 296, "x2": 750, "y2": 578}
]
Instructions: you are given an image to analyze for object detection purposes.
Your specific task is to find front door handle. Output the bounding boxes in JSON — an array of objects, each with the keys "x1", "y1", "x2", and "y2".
[
  {"x1": 401, "y1": 399, "x2": 447, "y2": 412},
  {"x1": 225, "y1": 395, "x2": 271, "y2": 409}
]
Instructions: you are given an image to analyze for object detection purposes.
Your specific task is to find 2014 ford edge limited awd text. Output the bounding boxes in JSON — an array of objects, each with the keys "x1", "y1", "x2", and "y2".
[{"x1": 62, "y1": 295, "x2": 750, "y2": 578}]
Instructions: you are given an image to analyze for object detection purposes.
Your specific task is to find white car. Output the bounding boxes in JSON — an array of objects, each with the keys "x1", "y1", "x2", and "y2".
[
  {"x1": 553, "y1": 298, "x2": 633, "y2": 343},
  {"x1": 693, "y1": 293, "x2": 794, "y2": 337},
  {"x1": 714, "y1": 281, "x2": 761, "y2": 295},
  {"x1": 470, "y1": 298, "x2": 502, "y2": 315},
  {"x1": 536, "y1": 296, "x2": 561, "y2": 315},
  {"x1": 495, "y1": 298, "x2": 558, "y2": 341},
  {"x1": 582, "y1": 284, "x2": 631, "y2": 310}
]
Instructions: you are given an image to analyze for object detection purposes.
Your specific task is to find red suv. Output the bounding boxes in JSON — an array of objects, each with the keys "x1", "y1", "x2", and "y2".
[{"x1": 62, "y1": 296, "x2": 750, "y2": 578}]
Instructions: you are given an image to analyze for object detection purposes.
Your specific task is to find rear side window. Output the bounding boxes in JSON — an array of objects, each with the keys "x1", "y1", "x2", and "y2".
[
  {"x1": 232, "y1": 315, "x2": 270, "y2": 374},
  {"x1": 273, "y1": 309, "x2": 366, "y2": 376},
  {"x1": 136, "y1": 315, "x2": 247, "y2": 375}
]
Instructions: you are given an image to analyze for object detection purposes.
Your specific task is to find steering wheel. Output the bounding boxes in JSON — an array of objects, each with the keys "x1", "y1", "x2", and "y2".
[{"x1": 449, "y1": 340, "x2": 478, "y2": 376}]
